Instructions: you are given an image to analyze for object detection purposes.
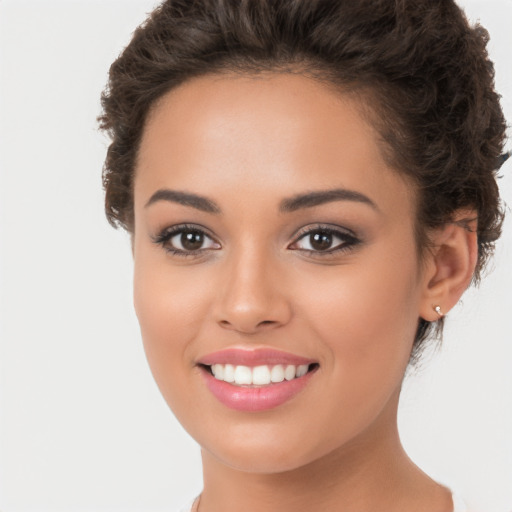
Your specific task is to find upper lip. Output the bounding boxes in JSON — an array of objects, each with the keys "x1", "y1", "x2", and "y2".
[{"x1": 197, "y1": 347, "x2": 317, "y2": 367}]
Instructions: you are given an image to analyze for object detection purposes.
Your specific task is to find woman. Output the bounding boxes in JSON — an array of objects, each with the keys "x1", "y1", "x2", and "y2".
[{"x1": 99, "y1": 0, "x2": 508, "y2": 510}]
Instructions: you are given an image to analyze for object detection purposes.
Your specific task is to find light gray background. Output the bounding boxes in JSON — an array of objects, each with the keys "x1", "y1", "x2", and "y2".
[{"x1": 0, "y1": 1, "x2": 511, "y2": 511}]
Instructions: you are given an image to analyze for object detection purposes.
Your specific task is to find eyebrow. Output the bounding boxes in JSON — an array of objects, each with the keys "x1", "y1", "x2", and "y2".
[
  {"x1": 144, "y1": 187, "x2": 378, "y2": 214},
  {"x1": 145, "y1": 189, "x2": 221, "y2": 213},
  {"x1": 279, "y1": 188, "x2": 379, "y2": 213}
]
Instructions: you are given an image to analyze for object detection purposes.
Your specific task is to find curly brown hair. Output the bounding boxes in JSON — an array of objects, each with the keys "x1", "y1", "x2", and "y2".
[{"x1": 98, "y1": 0, "x2": 507, "y2": 355}]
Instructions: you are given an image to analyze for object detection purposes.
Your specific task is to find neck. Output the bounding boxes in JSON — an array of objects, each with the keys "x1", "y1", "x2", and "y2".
[{"x1": 198, "y1": 392, "x2": 452, "y2": 512}]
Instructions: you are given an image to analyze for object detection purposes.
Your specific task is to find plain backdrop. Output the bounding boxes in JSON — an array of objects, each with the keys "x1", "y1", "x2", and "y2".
[{"x1": 0, "y1": 1, "x2": 511, "y2": 511}]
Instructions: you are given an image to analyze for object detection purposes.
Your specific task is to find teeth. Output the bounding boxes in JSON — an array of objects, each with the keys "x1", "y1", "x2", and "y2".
[
  {"x1": 210, "y1": 363, "x2": 311, "y2": 386},
  {"x1": 223, "y1": 364, "x2": 235, "y2": 383},
  {"x1": 252, "y1": 365, "x2": 271, "y2": 385},
  {"x1": 270, "y1": 364, "x2": 285, "y2": 383},
  {"x1": 284, "y1": 364, "x2": 296, "y2": 381},
  {"x1": 211, "y1": 364, "x2": 224, "y2": 380},
  {"x1": 296, "y1": 364, "x2": 308, "y2": 378},
  {"x1": 234, "y1": 365, "x2": 252, "y2": 385}
]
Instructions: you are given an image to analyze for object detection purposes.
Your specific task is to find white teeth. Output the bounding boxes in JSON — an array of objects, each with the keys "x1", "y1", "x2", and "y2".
[
  {"x1": 252, "y1": 365, "x2": 271, "y2": 385},
  {"x1": 234, "y1": 365, "x2": 252, "y2": 385},
  {"x1": 270, "y1": 364, "x2": 285, "y2": 383},
  {"x1": 296, "y1": 364, "x2": 309, "y2": 378},
  {"x1": 223, "y1": 364, "x2": 235, "y2": 383},
  {"x1": 284, "y1": 365, "x2": 296, "y2": 381},
  {"x1": 209, "y1": 363, "x2": 312, "y2": 386},
  {"x1": 211, "y1": 364, "x2": 224, "y2": 380}
]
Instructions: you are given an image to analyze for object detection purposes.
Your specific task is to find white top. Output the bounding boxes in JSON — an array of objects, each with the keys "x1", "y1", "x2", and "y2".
[{"x1": 178, "y1": 493, "x2": 468, "y2": 512}]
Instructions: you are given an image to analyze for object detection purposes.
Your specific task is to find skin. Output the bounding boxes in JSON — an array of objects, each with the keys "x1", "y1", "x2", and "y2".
[{"x1": 132, "y1": 73, "x2": 477, "y2": 512}]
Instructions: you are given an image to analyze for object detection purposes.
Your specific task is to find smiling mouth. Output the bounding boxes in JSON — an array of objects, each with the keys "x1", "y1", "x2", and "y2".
[{"x1": 200, "y1": 363, "x2": 319, "y2": 387}]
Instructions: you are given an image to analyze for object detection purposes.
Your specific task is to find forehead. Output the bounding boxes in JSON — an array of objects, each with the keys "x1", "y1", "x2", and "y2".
[{"x1": 135, "y1": 72, "x2": 415, "y2": 219}]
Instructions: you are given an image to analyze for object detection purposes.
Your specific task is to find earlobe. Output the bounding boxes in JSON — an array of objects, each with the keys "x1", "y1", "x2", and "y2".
[{"x1": 419, "y1": 210, "x2": 478, "y2": 322}]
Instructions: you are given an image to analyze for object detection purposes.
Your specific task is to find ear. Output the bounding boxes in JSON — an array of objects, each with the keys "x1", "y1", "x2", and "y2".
[{"x1": 419, "y1": 210, "x2": 478, "y2": 322}]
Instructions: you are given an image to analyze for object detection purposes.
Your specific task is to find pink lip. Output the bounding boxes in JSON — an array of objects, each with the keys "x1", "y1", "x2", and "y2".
[
  {"x1": 198, "y1": 347, "x2": 315, "y2": 367},
  {"x1": 197, "y1": 348, "x2": 318, "y2": 412},
  {"x1": 200, "y1": 367, "x2": 317, "y2": 412}
]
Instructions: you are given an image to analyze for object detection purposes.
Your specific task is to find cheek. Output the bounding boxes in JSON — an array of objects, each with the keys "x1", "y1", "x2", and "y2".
[
  {"x1": 274, "y1": 255, "x2": 422, "y2": 450},
  {"x1": 132, "y1": 252, "x2": 214, "y2": 394},
  {"x1": 293, "y1": 249, "x2": 421, "y2": 387}
]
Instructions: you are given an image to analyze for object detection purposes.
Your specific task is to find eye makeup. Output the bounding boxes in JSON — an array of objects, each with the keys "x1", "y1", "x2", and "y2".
[
  {"x1": 151, "y1": 223, "x2": 221, "y2": 258},
  {"x1": 288, "y1": 223, "x2": 362, "y2": 258},
  {"x1": 151, "y1": 221, "x2": 363, "y2": 260}
]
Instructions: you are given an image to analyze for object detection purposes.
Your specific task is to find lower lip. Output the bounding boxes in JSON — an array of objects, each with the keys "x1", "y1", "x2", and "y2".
[{"x1": 200, "y1": 367, "x2": 317, "y2": 412}]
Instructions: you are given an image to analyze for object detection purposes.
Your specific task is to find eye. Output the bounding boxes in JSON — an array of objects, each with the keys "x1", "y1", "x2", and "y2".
[
  {"x1": 153, "y1": 225, "x2": 221, "y2": 255},
  {"x1": 290, "y1": 226, "x2": 360, "y2": 254}
]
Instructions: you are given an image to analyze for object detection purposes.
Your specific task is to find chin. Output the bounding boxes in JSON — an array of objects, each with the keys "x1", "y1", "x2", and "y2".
[
  {"x1": 197, "y1": 421, "x2": 342, "y2": 476},
  {"x1": 205, "y1": 443, "x2": 316, "y2": 474}
]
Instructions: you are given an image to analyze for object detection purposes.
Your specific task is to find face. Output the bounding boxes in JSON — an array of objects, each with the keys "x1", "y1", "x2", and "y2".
[{"x1": 133, "y1": 73, "x2": 429, "y2": 473}]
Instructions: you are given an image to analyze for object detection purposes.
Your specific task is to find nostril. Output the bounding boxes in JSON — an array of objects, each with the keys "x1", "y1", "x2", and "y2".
[{"x1": 218, "y1": 318, "x2": 279, "y2": 334}]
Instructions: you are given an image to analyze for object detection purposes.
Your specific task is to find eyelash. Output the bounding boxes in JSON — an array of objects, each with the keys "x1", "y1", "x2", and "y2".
[
  {"x1": 152, "y1": 223, "x2": 361, "y2": 258},
  {"x1": 291, "y1": 224, "x2": 361, "y2": 257},
  {"x1": 152, "y1": 224, "x2": 220, "y2": 258}
]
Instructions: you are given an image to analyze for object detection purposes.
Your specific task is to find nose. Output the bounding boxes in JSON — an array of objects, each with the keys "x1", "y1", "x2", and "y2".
[{"x1": 213, "y1": 246, "x2": 293, "y2": 335}]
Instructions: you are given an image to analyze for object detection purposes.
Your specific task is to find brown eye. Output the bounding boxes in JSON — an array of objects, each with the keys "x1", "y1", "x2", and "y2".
[
  {"x1": 291, "y1": 227, "x2": 360, "y2": 254},
  {"x1": 310, "y1": 231, "x2": 334, "y2": 251},
  {"x1": 180, "y1": 231, "x2": 204, "y2": 251},
  {"x1": 155, "y1": 226, "x2": 221, "y2": 255},
  {"x1": 169, "y1": 229, "x2": 220, "y2": 252}
]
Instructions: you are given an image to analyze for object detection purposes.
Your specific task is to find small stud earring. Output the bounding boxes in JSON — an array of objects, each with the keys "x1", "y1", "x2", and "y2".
[{"x1": 433, "y1": 305, "x2": 444, "y2": 318}]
